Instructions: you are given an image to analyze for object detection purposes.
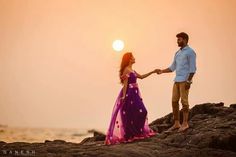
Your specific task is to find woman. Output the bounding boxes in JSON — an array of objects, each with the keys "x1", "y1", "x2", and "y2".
[{"x1": 105, "y1": 52, "x2": 157, "y2": 145}]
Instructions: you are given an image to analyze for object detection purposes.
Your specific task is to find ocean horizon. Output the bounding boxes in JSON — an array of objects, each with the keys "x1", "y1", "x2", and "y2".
[{"x1": 0, "y1": 125, "x2": 106, "y2": 143}]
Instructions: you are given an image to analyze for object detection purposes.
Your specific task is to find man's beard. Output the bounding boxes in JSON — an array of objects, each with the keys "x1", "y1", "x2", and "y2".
[{"x1": 178, "y1": 42, "x2": 184, "y2": 47}]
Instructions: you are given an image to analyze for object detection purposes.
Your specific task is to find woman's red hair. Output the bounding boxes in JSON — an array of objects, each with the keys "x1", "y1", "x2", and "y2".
[{"x1": 119, "y1": 52, "x2": 133, "y2": 84}]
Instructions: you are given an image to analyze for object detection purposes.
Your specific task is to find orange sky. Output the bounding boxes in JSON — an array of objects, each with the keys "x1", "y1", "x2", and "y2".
[{"x1": 0, "y1": 0, "x2": 236, "y2": 131}]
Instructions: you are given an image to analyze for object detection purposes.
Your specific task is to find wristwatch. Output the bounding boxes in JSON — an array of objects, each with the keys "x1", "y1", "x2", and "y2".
[{"x1": 186, "y1": 80, "x2": 192, "y2": 84}]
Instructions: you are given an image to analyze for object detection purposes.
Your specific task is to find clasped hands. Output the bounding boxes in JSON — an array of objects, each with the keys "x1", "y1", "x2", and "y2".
[{"x1": 154, "y1": 69, "x2": 162, "y2": 75}]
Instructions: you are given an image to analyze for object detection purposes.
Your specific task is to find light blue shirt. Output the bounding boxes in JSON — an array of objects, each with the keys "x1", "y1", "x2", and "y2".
[{"x1": 169, "y1": 45, "x2": 197, "y2": 82}]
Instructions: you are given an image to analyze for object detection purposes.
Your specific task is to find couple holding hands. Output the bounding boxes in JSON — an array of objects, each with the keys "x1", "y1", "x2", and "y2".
[{"x1": 105, "y1": 32, "x2": 197, "y2": 145}]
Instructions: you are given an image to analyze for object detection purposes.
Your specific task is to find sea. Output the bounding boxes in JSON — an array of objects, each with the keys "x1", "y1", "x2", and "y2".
[{"x1": 0, "y1": 125, "x2": 106, "y2": 143}]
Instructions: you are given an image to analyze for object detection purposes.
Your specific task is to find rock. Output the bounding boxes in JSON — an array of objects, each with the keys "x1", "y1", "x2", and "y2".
[
  {"x1": 230, "y1": 104, "x2": 236, "y2": 109},
  {"x1": 52, "y1": 140, "x2": 67, "y2": 144},
  {"x1": 215, "y1": 102, "x2": 224, "y2": 107},
  {"x1": 0, "y1": 102, "x2": 236, "y2": 157},
  {"x1": 44, "y1": 140, "x2": 52, "y2": 143},
  {"x1": 0, "y1": 141, "x2": 6, "y2": 146},
  {"x1": 80, "y1": 130, "x2": 106, "y2": 144},
  {"x1": 93, "y1": 131, "x2": 104, "y2": 136},
  {"x1": 44, "y1": 140, "x2": 67, "y2": 144},
  {"x1": 209, "y1": 134, "x2": 236, "y2": 152},
  {"x1": 153, "y1": 123, "x2": 172, "y2": 133},
  {"x1": 189, "y1": 103, "x2": 221, "y2": 117}
]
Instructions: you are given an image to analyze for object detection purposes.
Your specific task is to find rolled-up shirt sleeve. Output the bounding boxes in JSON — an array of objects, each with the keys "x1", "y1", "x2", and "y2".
[
  {"x1": 188, "y1": 51, "x2": 197, "y2": 73},
  {"x1": 169, "y1": 59, "x2": 176, "y2": 72}
]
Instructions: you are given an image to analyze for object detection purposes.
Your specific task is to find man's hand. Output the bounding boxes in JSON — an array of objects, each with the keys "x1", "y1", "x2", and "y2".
[
  {"x1": 155, "y1": 69, "x2": 162, "y2": 75},
  {"x1": 185, "y1": 82, "x2": 191, "y2": 90}
]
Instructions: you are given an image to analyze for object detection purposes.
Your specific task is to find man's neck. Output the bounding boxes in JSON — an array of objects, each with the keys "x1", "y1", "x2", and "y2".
[{"x1": 180, "y1": 44, "x2": 188, "y2": 50}]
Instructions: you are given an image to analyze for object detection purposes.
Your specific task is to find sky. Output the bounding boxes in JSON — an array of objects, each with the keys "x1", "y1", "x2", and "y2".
[{"x1": 0, "y1": 0, "x2": 236, "y2": 131}]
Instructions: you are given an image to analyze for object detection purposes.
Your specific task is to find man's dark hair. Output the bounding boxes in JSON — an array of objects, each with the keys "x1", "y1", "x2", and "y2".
[{"x1": 176, "y1": 32, "x2": 189, "y2": 43}]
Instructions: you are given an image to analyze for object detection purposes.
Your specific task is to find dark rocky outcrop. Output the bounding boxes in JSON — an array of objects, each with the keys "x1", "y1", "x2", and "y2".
[{"x1": 0, "y1": 102, "x2": 236, "y2": 157}]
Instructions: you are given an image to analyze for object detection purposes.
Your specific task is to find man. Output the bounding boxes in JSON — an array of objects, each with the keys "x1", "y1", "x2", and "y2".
[{"x1": 157, "y1": 32, "x2": 197, "y2": 132}]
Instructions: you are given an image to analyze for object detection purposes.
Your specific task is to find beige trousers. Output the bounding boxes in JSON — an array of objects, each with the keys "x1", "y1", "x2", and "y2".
[{"x1": 172, "y1": 82, "x2": 190, "y2": 121}]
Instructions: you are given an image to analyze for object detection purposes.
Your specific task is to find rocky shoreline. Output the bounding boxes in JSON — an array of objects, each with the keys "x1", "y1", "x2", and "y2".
[{"x1": 0, "y1": 102, "x2": 236, "y2": 157}]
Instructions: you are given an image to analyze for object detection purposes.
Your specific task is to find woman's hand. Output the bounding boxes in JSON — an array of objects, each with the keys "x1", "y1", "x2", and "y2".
[{"x1": 120, "y1": 96, "x2": 125, "y2": 103}]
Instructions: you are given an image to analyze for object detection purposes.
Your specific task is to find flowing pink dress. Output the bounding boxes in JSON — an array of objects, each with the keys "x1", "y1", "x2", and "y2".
[{"x1": 105, "y1": 71, "x2": 156, "y2": 145}]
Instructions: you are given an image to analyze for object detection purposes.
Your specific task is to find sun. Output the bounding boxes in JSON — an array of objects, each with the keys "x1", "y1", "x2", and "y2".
[{"x1": 112, "y1": 40, "x2": 124, "y2": 52}]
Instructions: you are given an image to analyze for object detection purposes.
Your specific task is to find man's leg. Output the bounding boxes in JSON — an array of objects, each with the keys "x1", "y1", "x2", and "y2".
[
  {"x1": 168, "y1": 82, "x2": 181, "y2": 130},
  {"x1": 178, "y1": 82, "x2": 190, "y2": 131}
]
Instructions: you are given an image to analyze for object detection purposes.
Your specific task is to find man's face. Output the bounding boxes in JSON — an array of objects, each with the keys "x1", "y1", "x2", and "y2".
[{"x1": 177, "y1": 37, "x2": 185, "y2": 47}]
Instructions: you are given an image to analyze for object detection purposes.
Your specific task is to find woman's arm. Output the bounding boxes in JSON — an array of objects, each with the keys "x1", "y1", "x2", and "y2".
[
  {"x1": 121, "y1": 77, "x2": 128, "y2": 100},
  {"x1": 136, "y1": 70, "x2": 156, "y2": 79},
  {"x1": 121, "y1": 68, "x2": 130, "y2": 100}
]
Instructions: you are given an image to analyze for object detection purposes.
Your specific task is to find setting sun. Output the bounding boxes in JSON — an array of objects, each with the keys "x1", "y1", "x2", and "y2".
[{"x1": 112, "y1": 40, "x2": 124, "y2": 52}]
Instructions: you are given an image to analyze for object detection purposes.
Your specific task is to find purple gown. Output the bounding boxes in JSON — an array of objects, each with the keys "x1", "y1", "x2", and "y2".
[{"x1": 105, "y1": 71, "x2": 156, "y2": 145}]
